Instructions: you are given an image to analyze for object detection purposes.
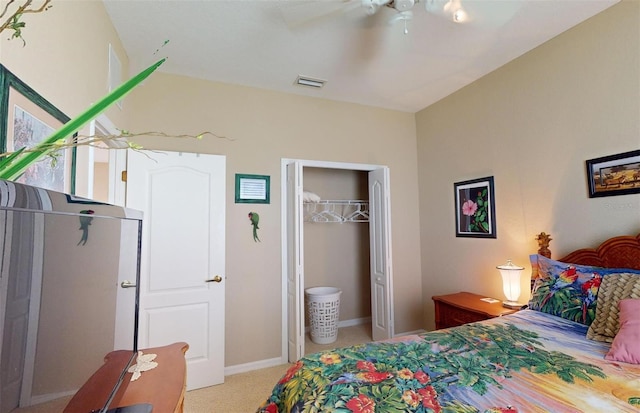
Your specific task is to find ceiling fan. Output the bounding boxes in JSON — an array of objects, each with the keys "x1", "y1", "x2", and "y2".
[
  {"x1": 365, "y1": 0, "x2": 468, "y2": 33},
  {"x1": 280, "y1": 0, "x2": 469, "y2": 35}
]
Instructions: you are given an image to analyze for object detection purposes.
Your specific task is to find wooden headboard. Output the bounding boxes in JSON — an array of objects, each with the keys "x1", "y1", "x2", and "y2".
[{"x1": 536, "y1": 232, "x2": 640, "y2": 270}]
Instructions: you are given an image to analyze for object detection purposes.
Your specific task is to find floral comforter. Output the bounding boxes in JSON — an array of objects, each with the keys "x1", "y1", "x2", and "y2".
[{"x1": 257, "y1": 310, "x2": 640, "y2": 413}]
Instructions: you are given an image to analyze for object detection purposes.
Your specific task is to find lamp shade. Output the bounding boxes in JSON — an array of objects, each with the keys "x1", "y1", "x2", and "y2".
[{"x1": 496, "y1": 260, "x2": 525, "y2": 308}]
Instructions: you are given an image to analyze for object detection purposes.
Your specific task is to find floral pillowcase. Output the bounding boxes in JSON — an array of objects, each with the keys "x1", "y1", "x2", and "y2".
[{"x1": 528, "y1": 254, "x2": 640, "y2": 326}]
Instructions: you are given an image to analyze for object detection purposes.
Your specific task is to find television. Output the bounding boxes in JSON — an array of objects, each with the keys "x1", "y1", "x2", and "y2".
[{"x1": 0, "y1": 179, "x2": 143, "y2": 413}]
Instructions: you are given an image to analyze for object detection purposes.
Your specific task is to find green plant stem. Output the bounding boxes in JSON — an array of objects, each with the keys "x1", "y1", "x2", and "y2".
[{"x1": 0, "y1": 58, "x2": 166, "y2": 180}]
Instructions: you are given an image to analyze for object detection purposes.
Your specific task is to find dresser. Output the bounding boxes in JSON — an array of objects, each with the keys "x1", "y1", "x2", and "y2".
[
  {"x1": 64, "y1": 342, "x2": 189, "y2": 413},
  {"x1": 432, "y1": 291, "x2": 518, "y2": 329}
]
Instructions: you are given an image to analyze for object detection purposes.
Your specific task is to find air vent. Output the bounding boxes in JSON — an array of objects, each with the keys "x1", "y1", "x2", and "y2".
[{"x1": 295, "y1": 76, "x2": 326, "y2": 89}]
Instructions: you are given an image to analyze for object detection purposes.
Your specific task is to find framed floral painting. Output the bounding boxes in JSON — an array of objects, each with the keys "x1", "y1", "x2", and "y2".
[{"x1": 454, "y1": 176, "x2": 496, "y2": 238}]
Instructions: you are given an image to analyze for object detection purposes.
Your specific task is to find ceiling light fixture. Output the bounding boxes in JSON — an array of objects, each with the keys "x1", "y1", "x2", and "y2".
[
  {"x1": 295, "y1": 76, "x2": 326, "y2": 89},
  {"x1": 442, "y1": 0, "x2": 467, "y2": 23}
]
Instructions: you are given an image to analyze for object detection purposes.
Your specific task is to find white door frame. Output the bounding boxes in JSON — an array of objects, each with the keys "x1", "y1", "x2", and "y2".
[
  {"x1": 280, "y1": 158, "x2": 394, "y2": 361},
  {"x1": 89, "y1": 114, "x2": 127, "y2": 206}
]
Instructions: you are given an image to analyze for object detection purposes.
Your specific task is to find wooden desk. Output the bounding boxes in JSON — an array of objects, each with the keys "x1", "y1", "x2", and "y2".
[
  {"x1": 64, "y1": 342, "x2": 188, "y2": 413},
  {"x1": 432, "y1": 292, "x2": 518, "y2": 329}
]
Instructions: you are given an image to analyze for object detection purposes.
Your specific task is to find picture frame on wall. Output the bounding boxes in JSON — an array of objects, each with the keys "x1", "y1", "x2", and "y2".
[
  {"x1": 235, "y1": 173, "x2": 270, "y2": 204},
  {"x1": 585, "y1": 149, "x2": 640, "y2": 198},
  {"x1": 454, "y1": 176, "x2": 496, "y2": 238},
  {"x1": 0, "y1": 64, "x2": 76, "y2": 193}
]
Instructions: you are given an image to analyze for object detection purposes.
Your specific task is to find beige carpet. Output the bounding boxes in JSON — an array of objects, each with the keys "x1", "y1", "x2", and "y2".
[{"x1": 184, "y1": 323, "x2": 372, "y2": 413}]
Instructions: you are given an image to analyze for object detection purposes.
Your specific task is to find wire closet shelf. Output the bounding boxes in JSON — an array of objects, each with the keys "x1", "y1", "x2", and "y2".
[{"x1": 304, "y1": 200, "x2": 369, "y2": 223}]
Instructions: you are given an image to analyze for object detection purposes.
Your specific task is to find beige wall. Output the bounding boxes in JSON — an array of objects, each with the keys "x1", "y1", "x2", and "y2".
[
  {"x1": 0, "y1": 0, "x2": 129, "y2": 197},
  {"x1": 416, "y1": 0, "x2": 640, "y2": 331},
  {"x1": 125, "y1": 75, "x2": 422, "y2": 366}
]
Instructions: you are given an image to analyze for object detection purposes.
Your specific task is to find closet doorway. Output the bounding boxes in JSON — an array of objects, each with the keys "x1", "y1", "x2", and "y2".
[{"x1": 281, "y1": 159, "x2": 394, "y2": 362}]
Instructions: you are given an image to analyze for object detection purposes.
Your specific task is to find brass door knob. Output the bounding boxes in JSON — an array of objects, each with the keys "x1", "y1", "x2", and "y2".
[{"x1": 206, "y1": 275, "x2": 223, "y2": 283}]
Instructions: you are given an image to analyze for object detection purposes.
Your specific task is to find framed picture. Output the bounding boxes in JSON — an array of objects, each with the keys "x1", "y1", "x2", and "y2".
[
  {"x1": 0, "y1": 64, "x2": 76, "y2": 193},
  {"x1": 585, "y1": 149, "x2": 640, "y2": 198},
  {"x1": 454, "y1": 176, "x2": 496, "y2": 238},
  {"x1": 235, "y1": 173, "x2": 270, "y2": 204}
]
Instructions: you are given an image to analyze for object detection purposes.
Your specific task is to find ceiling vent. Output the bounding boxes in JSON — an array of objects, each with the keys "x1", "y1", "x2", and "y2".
[{"x1": 295, "y1": 76, "x2": 326, "y2": 89}]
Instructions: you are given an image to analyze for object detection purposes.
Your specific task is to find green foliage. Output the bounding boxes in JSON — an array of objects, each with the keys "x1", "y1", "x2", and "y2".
[
  {"x1": 8, "y1": 13, "x2": 26, "y2": 46},
  {"x1": 469, "y1": 188, "x2": 489, "y2": 233}
]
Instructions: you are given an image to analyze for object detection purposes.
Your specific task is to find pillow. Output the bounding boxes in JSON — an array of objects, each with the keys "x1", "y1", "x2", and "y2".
[
  {"x1": 605, "y1": 299, "x2": 640, "y2": 364},
  {"x1": 528, "y1": 254, "x2": 640, "y2": 326},
  {"x1": 587, "y1": 273, "x2": 640, "y2": 342}
]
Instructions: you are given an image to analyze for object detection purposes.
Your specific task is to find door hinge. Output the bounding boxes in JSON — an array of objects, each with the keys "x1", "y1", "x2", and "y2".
[{"x1": 121, "y1": 170, "x2": 127, "y2": 182}]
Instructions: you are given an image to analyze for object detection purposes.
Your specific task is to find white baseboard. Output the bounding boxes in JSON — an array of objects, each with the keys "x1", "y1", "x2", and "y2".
[
  {"x1": 224, "y1": 356, "x2": 286, "y2": 376},
  {"x1": 338, "y1": 316, "x2": 371, "y2": 328},
  {"x1": 222, "y1": 319, "x2": 422, "y2": 378},
  {"x1": 394, "y1": 328, "x2": 426, "y2": 337},
  {"x1": 304, "y1": 316, "x2": 371, "y2": 333}
]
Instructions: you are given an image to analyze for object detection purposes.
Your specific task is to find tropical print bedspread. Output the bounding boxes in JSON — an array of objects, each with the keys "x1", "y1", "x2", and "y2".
[{"x1": 257, "y1": 310, "x2": 640, "y2": 413}]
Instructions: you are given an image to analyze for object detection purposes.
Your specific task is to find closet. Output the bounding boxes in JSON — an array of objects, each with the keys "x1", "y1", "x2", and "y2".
[
  {"x1": 284, "y1": 159, "x2": 393, "y2": 362},
  {"x1": 302, "y1": 167, "x2": 372, "y2": 344}
]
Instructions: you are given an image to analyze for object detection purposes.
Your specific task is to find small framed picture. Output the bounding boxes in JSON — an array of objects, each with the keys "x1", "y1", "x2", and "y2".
[
  {"x1": 235, "y1": 173, "x2": 270, "y2": 204},
  {"x1": 454, "y1": 176, "x2": 496, "y2": 238},
  {"x1": 585, "y1": 149, "x2": 640, "y2": 198}
]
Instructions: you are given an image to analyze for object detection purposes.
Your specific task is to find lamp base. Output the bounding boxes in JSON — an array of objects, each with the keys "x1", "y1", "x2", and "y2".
[{"x1": 502, "y1": 300, "x2": 525, "y2": 309}]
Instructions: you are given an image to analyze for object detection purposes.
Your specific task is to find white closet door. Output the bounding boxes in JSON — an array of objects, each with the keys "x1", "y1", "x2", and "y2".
[
  {"x1": 369, "y1": 167, "x2": 394, "y2": 340},
  {"x1": 286, "y1": 162, "x2": 305, "y2": 361}
]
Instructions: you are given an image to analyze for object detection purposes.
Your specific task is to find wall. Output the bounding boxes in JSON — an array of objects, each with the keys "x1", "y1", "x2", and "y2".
[
  {"x1": 416, "y1": 0, "x2": 640, "y2": 331},
  {"x1": 124, "y1": 75, "x2": 422, "y2": 366},
  {"x1": 0, "y1": 0, "x2": 130, "y2": 197}
]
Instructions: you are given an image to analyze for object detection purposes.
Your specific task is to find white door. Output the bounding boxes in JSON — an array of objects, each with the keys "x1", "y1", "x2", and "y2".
[
  {"x1": 368, "y1": 167, "x2": 394, "y2": 341},
  {"x1": 126, "y1": 150, "x2": 226, "y2": 390},
  {"x1": 286, "y1": 162, "x2": 304, "y2": 361}
]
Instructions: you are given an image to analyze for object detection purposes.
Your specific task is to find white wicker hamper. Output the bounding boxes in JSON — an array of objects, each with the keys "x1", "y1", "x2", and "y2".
[{"x1": 305, "y1": 287, "x2": 342, "y2": 344}]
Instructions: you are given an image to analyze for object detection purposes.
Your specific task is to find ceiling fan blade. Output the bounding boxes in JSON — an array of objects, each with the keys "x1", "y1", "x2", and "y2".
[{"x1": 278, "y1": 0, "x2": 362, "y2": 28}]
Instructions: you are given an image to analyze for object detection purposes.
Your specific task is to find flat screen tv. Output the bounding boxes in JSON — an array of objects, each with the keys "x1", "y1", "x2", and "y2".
[{"x1": 0, "y1": 179, "x2": 143, "y2": 413}]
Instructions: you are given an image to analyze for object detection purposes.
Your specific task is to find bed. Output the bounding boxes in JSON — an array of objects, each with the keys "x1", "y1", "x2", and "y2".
[{"x1": 257, "y1": 232, "x2": 640, "y2": 413}]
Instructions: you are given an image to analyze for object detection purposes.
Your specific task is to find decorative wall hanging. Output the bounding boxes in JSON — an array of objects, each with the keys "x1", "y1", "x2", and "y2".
[
  {"x1": 235, "y1": 173, "x2": 270, "y2": 204},
  {"x1": 585, "y1": 149, "x2": 640, "y2": 198},
  {"x1": 0, "y1": 64, "x2": 76, "y2": 193},
  {"x1": 77, "y1": 209, "x2": 94, "y2": 246},
  {"x1": 248, "y1": 211, "x2": 260, "y2": 242},
  {"x1": 454, "y1": 176, "x2": 496, "y2": 238}
]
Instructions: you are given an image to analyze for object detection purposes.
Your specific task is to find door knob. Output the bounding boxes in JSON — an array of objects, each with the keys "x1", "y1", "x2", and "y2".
[
  {"x1": 120, "y1": 280, "x2": 136, "y2": 288},
  {"x1": 206, "y1": 275, "x2": 223, "y2": 283}
]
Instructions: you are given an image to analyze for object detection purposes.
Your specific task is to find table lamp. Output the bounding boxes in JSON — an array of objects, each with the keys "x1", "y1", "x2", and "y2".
[{"x1": 497, "y1": 259, "x2": 525, "y2": 309}]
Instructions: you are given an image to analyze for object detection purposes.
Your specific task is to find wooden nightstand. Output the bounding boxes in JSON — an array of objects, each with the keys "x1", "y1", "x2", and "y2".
[{"x1": 432, "y1": 291, "x2": 519, "y2": 329}]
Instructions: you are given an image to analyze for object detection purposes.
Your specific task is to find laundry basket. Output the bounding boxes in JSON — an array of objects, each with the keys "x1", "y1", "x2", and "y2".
[{"x1": 305, "y1": 287, "x2": 342, "y2": 344}]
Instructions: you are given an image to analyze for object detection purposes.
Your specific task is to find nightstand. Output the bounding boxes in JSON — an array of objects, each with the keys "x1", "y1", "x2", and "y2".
[{"x1": 432, "y1": 291, "x2": 519, "y2": 329}]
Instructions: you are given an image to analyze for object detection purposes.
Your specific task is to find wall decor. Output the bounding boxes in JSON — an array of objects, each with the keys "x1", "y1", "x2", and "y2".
[
  {"x1": 235, "y1": 173, "x2": 270, "y2": 204},
  {"x1": 248, "y1": 211, "x2": 260, "y2": 242},
  {"x1": 585, "y1": 149, "x2": 640, "y2": 198},
  {"x1": 0, "y1": 64, "x2": 76, "y2": 193},
  {"x1": 454, "y1": 176, "x2": 496, "y2": 238}
]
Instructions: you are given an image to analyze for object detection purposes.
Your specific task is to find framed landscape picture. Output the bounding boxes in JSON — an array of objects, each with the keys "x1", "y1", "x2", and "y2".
[
  {"x1": 454, "y1": 176, "x2": 496, "y2": 238},
  {"x1": 585, "y1": 149, "x2": 640, "y2": 198},
  {"x1": 0, "y1": 64, "x2": 76, "y2": 193}
]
